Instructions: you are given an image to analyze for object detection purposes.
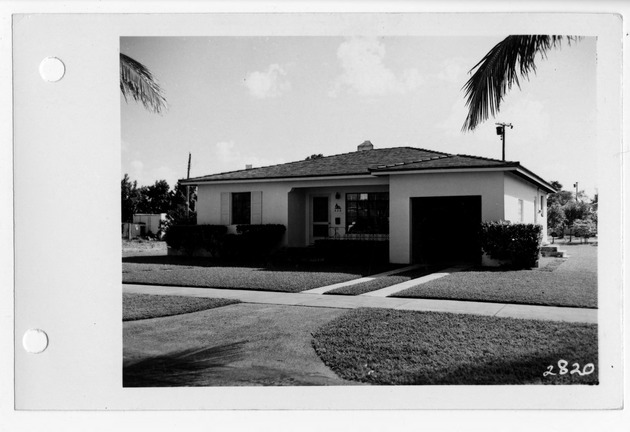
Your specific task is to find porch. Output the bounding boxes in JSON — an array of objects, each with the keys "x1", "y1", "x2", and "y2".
[{"x1": 286, "y1": 184, "x2": 390, "y2": 248}]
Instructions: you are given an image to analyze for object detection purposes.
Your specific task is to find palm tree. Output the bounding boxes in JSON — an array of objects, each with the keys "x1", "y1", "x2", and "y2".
[
  {"x1": 461, "y1": 35, "x2": 579, "y2": 131},
  {"x1": 120, "y1": 53, "x2": 168, "y2": 114}
]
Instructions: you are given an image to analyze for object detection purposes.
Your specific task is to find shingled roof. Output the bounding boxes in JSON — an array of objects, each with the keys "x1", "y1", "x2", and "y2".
[
  {"x1": 370, "y1": 154, "x2": 518, "y2": 172},
  {"x1": 182, "y1": 146, "x2": 520, "y2": 183},
  {"x1": 181, "y1": 145, "x2": 554, "y2": 192}
]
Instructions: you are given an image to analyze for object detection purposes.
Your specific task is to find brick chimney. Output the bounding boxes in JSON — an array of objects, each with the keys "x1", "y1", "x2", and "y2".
[{"x1": 357, "y1": 140, "x2": 374, "y2": 151}]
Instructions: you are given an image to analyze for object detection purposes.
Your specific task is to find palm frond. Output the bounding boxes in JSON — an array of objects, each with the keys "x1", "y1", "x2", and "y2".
[
  {"x1": 120, "y1": 53, "x2": 168, "y2": 114},
  {"x1": 461, "y1": 35, "x2": 579, "y2": 132}
]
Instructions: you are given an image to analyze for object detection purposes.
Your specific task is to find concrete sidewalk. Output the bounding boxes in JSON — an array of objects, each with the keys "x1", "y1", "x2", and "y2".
[
  {"x1": 301, "y1": 263, "x2": 421, "y2": 294},
  {"x1": 123, "y1": 283, "x2": 597, "y2": 324}
]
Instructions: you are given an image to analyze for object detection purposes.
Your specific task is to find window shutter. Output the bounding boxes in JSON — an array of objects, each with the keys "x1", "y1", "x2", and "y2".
[
  {"x1": 220, "y1": 192, "x2": 230, "y2": 225},
  {"x1": 251, "y1": 191, "x2": 262, "y2": 224}
]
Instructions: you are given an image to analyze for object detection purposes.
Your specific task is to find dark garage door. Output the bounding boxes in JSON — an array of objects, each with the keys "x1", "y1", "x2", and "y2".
[{"x1": 411, "y1": 196, "x2": 481, "y2": 264}]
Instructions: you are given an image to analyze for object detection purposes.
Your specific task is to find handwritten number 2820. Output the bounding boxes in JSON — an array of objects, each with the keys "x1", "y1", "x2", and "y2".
[{"x1": 543, "y1": 360, "x2": 595, "y2": 377}]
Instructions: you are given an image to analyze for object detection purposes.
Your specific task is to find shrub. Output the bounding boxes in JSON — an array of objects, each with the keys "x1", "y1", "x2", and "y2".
[
  {"x1": 164, "y1": 224, "x2": 286, "y2": 260},
  {"x1": 164, "y1": 225, "x2": 228, "y2": 256},
  {"x1": 232, "y1": 224, "x2": 286, "y2": 259},
  {"x1": 479, "y1": 221, "x2": 542, "y2": 269},
  {"x1": 573, "y1": 219, "x2": 597, "y2": 243},
  {"x1": 314, "y1": 239, "x2": 389, "y2": 264}
]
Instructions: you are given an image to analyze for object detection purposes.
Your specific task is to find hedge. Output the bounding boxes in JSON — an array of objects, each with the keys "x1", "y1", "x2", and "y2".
[
  {"x1": 226, "y1": 224, "x2": 287, "y2": 259},
  {"x1": 313, "y1": 239, "x2": 389, "y2": 264},
  {"x1": 479, "y1": 221, "x2": 542, "y2": 269},
  {"x1": 164, "y1": 224, "x2": 228, "y2": 256},
  {"x1": 165, "y1": 224, "x2": 286, "y2": 260}
]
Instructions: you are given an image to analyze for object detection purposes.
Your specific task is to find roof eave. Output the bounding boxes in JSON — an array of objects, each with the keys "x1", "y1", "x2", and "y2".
[
  {"x1": 179, "y1": 172, "x2": 377, "y2": 186},
  {"x1": 371, "y1": 164, "x2": 556, "y2": 193}
]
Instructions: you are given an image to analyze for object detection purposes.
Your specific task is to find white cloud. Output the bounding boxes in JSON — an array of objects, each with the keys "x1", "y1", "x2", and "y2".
[
  {"x1": 152, "y1": 166, "x2": 181, "y2": 187},
  {"x1": 243, "y1": 64, "x2": 291, "y2": 98},
  {"x1": 329, "y1": 37, "x2": 424, "y2": 97},
  {"x1": 130, "y1": 160, "x2": 144, "y2": 176},
  {"x1": 190, "y1": 141, "x2": 284, "y2": 177},
  {"x1": 124, "y1": 159, "x2": 184, "y2": 188},
  {"x1": 436, "y1": 57, "x2": 470, "y2": 84}
]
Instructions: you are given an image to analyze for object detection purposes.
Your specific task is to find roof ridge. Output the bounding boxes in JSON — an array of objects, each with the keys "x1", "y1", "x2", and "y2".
[
  {"x1": 403, "y1": 146, "x2": 452, "y2": 156},
  {"x1": 454, "y1": 153, "x2": 514, "y2": 164},
  {"x1": 374, "y1": 154, "x2": 452, "y2": 169}
]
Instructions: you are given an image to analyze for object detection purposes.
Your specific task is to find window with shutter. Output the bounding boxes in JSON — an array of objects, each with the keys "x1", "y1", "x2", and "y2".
[
  {"x1": 220, "y1": 192, "x2": 230, "y2": 225},
  {"x1": 232, "y1": 192, "x2": 251, "y2": 225},
  {"x1": 251, "y1": 191, "x2": 262, "y2": 224}
]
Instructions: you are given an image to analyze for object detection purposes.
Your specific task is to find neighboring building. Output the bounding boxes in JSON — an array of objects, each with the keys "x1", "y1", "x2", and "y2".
[
  {"x1": 122, "y1": 213, "x2": 167, "y2": 239},
  {"x1": 133, "y1": 213, "x2": 167, "y2": 236},
  {"x1": 180, "y1": 141, "x2": 554, "y2": 264}
]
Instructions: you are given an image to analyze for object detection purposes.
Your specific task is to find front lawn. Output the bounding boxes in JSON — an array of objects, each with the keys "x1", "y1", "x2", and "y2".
[
  {"x1": 123, "y1": 293, "x2": 240, "y2": 321},
  {"x1": 123, "y1": 256, "x2": 392, "y2": 293},
  {"x1": 122, "y1": 239, "x2": 167, "y2": 257},
  {"x1": 392, "y1": 244, "x2": 597, "y2": 308},
  {"x1": 326, "y1": 266, "x2": 440, "y2": 296},
  {"x1": 312, "y1": 308, "x2": 598, "y2": 385}
]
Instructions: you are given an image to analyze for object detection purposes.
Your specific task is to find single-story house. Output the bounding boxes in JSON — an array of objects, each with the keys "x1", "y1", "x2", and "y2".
[{"x1": 180, "y1": 141, "x2": 555, "y2": 264}]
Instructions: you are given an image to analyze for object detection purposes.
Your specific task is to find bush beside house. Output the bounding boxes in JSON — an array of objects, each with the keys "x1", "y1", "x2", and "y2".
[
  {"x1": 314, "y1": 239, "x2": 389, "y2": 264},
  {"x1": 164, "y1": 225, "x2": 228, "y2": 257},
  {"x1": 165, "y1": 224, "x2": 286, "y2": 260},
  {"x1": 223, "y1": 224, "x2": 287, "y2": 260},
  {"x1": 480, "y1": 221, "x2": 542, "y2": 269}
]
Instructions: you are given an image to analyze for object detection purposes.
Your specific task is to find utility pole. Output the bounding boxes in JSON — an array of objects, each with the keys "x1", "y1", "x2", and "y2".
[
  {"x1": 573, "y1": 182, "x2": 579, "y2": 202},
  {"x1": 186, "y1": 152, "x2": 191, "y2": 218},
  {"x1": 495, "y1": 122, "x2": 513, "y2": 161}
]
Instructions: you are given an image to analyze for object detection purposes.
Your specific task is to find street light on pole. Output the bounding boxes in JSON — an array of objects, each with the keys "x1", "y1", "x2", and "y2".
[
  {"x1": 573, "y1": 182, "x2": 579, "y2": 202},
  {"x1": 495, "y1": 122, "x2": 513, "y2": 161}
]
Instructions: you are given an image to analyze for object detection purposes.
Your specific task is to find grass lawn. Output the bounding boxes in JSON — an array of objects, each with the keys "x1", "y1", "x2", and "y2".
[
  {"x1": 122, "y1": 239, "x2": 167, "y2": 257},
  {"x1": 326, "y1": 266, "x2": 441, "y2": 296},
  {"x1": 392, "y1": 244, "x2": 597, "y2": 308},
  {"x1": 312, "y1": 308, "x2": 598, "y2": 385},
  {"x1": 123, "y1": 293, "x2": 240, "y2": 321},
  {"x1": 123, "y1": 255, "x2": 393, "y2": 293}
]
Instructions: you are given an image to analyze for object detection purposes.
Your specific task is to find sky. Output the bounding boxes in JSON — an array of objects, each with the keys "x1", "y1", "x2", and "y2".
[{"x1": 121, "y1": 36, "x2": 597, "y2": 197}]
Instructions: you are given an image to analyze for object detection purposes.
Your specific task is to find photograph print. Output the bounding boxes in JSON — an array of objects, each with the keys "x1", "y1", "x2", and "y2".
[{"x1": 121, "y1": 33, "x2": 599, "y2": 388}]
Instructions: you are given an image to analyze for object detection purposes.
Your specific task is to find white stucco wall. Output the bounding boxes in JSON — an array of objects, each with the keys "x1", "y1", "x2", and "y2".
[
  {"x1": 388, "y1": 171, "x2": 506, "y2": 264},
  {"x1": 196, "y1": 182, "x2": 293, "y2": 229},
  {"x1": 503, "y1": 172, "x2": 548, "y2": 239},
  {"x1": 196, "y1": 176, "x2": 388, "y2": 247}
]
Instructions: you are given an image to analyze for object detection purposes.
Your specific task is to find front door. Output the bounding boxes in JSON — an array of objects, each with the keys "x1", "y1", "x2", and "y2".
[{"x1": 312, "y1": 196, "x2": 330, "y2": 240}]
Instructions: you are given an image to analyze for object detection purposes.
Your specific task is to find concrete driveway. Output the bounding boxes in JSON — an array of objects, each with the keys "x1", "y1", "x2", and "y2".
[{"x1": 123, "y1": 303, "x2": 355, "y2": 386}]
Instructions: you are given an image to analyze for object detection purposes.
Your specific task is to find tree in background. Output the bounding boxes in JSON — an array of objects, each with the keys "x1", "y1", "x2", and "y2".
[
  {"x1": 121, "y1": 175, "x2": 198, "y2": 236},
  {"x1": 305, "y1": 154, "x2": 324, "y2": 160},
  {"x1": 546, "y1": 203, "x2": 566, "y2": 238},
  {"x1": 546, "y1": 180, "x2": 597, "y2": 242},
  {"x1": 547, "y1": 181, "x2": 573, "y2": 207},
  {"x1": 165, "y1": 181, "x2": 198, "y2": 227},
  {"x1": 562, "y1": 200, "x2": 592, "y2": 242},
  {"x1": 121, "y1": 174, "x2": 142, "y2": 222},
  {"x1": 573, "y1": 219, "x2": 597, "y2": 244},
  {"x1": 136, "y1": 180, "x2": 173, "y2": 214},
  {"x1": 590, "y1": 193, "x2": 598, "y2": 225}
]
